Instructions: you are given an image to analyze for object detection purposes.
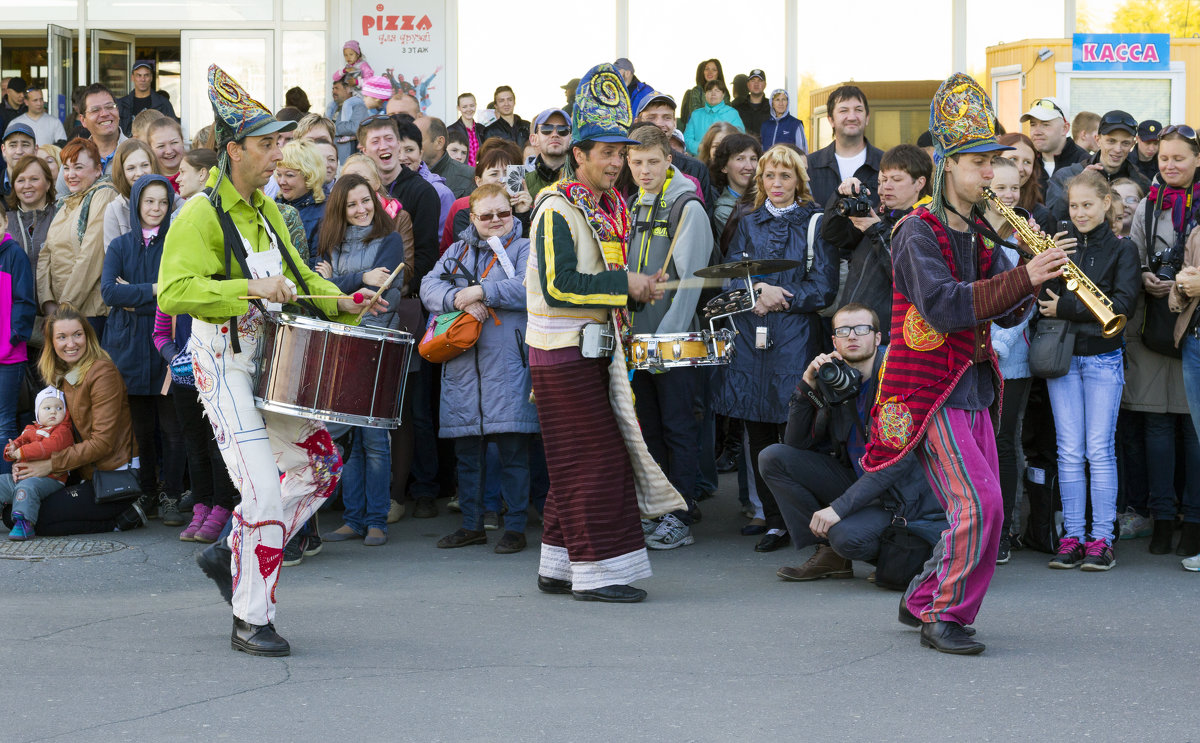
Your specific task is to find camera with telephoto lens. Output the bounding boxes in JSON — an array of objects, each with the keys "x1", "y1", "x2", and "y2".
[
  {"x1": 1153, "y1": 238, "x2": 1185, "y2": 282},
  {"x1": 815, "y1": 358, "x2": 863, "y2": 406},
  {"x1": 834, "y1": 187, "x2": 873, "y2": 218}
]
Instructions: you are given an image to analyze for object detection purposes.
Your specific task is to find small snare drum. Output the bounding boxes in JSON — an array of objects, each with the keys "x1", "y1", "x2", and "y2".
[{"x1": 626, "y1": 330, "x2": 734, "y2": 371}]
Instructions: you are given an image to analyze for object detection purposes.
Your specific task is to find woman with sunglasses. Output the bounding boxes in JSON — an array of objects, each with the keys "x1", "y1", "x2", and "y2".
[
  {"x1": 313, "y1": 174, "x2": 405, "y2": 547},
  {"x1": 1127, "y1": 125, "x2": 1200, "y2": 558},
  {"x1": 421, "y1": 183, "x2": 536, "y2": 554}
]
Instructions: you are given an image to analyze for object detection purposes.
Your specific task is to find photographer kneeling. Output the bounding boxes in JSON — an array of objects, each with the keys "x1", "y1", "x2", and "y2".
[
  {"x1": 821, "y1": 145, "x2": 932, "y2": 339},
  {"x1": 760, "y1": 303, "x2": 945, "y2": 581}
]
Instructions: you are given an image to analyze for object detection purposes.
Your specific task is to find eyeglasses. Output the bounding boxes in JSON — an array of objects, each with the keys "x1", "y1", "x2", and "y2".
[
  {"x1": 84, "y1": 102, "x2": 117, "y2": 116},
  {"x1": 538, "y1": 124, "x2": 570, "y2": 136},
  {"x1": 833, "y1": 324, "x2": 876, "y2": 338},
  {"x1": 1031, "y1": 98, "x2": 1065, "y2": 118},
  {"x1": 1122, "y1": 195, "x2": 1139, "y2": 205},
  {"x1": 473, "y1": 209, "x2": 512, "y2": 222}
]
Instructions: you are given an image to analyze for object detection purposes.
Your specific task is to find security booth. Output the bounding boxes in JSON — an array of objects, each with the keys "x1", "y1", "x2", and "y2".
[
  {"x1": 807, "y1": 80, "x2": 941, "y2": 153},
  {"x1": 986, "y1": 34, "x2": 1198, "y2": 133}
]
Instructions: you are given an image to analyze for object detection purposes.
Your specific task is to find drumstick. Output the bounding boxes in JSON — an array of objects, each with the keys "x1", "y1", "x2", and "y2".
[
  {"x1": 240, "y1": 293, "x2": 364, "y2": 302},
  {"x1": 358, "y1": 261, "x2": 408, "y2": 316},
  {"x1": 657, "y1": 277, "x2": 725, "y2": 291}
]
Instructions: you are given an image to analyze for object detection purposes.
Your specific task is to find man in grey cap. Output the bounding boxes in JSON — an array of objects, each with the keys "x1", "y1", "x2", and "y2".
[
  {"x1": 614, "y1": 58, "x2": 654, "y2": 117},
  {"x1": 0, "y1": 77, "x2": 27, "y2": 132},
  {"x1": 117, "y1": 60, "x2": 178, "y2": 136},
  {"x1": 0, "y1": 121, "x2": 37, "y2": 196},
  {"x1": 525, "y1": 108, "x2": 571, "y2": 197}
]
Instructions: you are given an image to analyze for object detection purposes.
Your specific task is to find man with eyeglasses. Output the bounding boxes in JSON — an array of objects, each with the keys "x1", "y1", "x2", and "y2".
[
  {"x1": 1128, "y1": 119, "x2": 1161, "y2": 184},
  {"x1": 416, "y1": 116, "x2": 475, "y2": 198},
  {"x1": 54, "y1": 83, "x2": 128, "y2": 195},
  {"x1": 524, "y1": 108, "x2": 571, "y2": 198},
  {"x1": 1020, "y1": 96, "x2": 1090, "y2": 192},
  {"x1": 762, "y1": 303, "x2": 945, "y2": 582},
  {"x1": 1045, "y1": 109, "x2": 1149, "y2": 223}
]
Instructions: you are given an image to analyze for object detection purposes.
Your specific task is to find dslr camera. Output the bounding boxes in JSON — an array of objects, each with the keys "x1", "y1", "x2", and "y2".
[
  {"x1": 814, "y1": 358, "x2": 863, "y2": 407},
  {"x1": 835, "y1": 187, "x2": 873, "y2": 218},
  {"x1": 1153, "y1": 236, "x2": 1185, "y2": 282}
]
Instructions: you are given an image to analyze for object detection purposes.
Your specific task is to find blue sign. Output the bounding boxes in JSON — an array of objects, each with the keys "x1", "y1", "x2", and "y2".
[{"x1": 1073, "y1": 34, "x2": 1169, "y2": 71}]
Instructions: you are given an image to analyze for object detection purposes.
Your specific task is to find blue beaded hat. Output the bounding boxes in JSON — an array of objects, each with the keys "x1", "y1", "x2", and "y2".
[
  {"x1": 571, "y1": 63, "x2": 639, "y2": 146},
  {"x1": 208, "y1": 64, "x2": 295, "y2": 146},
  {"x1": 929, "y1": 73, "x2": 1012, "y2": 160}
]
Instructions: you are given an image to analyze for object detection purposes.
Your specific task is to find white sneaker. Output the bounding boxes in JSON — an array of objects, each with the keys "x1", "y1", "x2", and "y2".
[
  {"x1": 1182, "y1": 553, "x2": 1200, "y2": 572},
  {"x1": 646, "y1": 514, "x2": 695, "y2": 550},
  {"x1": 641, "y1": 518, "x2": 659, "y2": 538}
]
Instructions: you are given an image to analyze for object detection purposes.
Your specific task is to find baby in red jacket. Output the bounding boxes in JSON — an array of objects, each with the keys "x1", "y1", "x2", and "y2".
[{"x1": 2, "y1": 387, "x2": 74, "y2": 540}]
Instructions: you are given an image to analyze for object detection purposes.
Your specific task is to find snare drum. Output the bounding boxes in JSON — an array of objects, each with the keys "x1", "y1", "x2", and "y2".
[
  {"x1": 626, "y1": 330, "x2": 734, "y2": 370},
  {"x1": 253, "y1": 313, "x2": 414, "y2": 429}
]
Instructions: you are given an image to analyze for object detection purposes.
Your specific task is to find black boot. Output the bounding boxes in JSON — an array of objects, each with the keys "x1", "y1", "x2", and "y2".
[
  {"x1": 1176, "y1": 522, "x2": 1200, "y2": 557},
  {"x1": 231, "y1": 617, "x2": 290, "y2": 656},
  {"x1": 196, "y1": 542, "x2": 234, "y2": 605},
  {"x1": 1149, "y1": 519, "x2": 1175, "y2": 554},
  {"x1": 920, "y1": 621, "x2": 985, "y2": 655}
]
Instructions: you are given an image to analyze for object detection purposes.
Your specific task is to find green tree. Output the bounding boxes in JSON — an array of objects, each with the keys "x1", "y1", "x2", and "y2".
[{"x1": 1111, "y1": 0, "x2": 1200, "y2": 36}]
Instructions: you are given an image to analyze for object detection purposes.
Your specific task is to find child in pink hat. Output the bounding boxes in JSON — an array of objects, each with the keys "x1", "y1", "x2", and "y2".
[{"x1": 342, "y1": 40, "x2": 374, "y2": 82}]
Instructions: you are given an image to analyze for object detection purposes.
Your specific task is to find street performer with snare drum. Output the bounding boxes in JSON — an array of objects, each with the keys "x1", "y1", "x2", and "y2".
[{"x1": 158, "y1": 65, "x2": 382, "y2": 657}]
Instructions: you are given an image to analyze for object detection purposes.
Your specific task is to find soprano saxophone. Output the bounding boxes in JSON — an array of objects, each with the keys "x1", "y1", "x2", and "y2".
[{"x1": 982, "y1": 187, "x2": 1126, "y2": 338}]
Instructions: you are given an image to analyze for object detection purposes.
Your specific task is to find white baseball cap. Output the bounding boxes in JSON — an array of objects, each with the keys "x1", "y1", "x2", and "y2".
[{"x1": 1020, "y1": 97, "x2": 1068, "y2": 123}]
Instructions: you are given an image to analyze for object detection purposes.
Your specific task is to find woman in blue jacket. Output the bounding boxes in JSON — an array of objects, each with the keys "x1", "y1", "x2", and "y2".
[
  {"x1": 420, "y1": 183, "x2": 537, "y2": 555},
  {"x1": 712, "y1": 145, "x2": 838, "y2": 553},
  {"x1": 684, "y1": 81, "x2": 744, "y2": 157},
  {"x1": 99, "y1": 174, "x2": 186, "y2": 524}
]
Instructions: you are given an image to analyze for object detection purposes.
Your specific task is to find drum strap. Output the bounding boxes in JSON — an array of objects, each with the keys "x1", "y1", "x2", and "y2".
[{"x1": 207, "y1": 187, "x2": 323, "y2": 353}]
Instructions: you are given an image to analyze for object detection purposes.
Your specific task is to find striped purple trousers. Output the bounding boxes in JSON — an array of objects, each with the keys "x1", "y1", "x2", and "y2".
[{"x1": 905, "y1": 407, "x2": 1003, "y2": 627}]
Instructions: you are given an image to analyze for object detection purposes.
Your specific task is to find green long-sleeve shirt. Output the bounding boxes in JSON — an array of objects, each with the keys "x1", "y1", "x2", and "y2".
[{"x1": 158, "y1": 169, "x2": 358, "y2": 326}]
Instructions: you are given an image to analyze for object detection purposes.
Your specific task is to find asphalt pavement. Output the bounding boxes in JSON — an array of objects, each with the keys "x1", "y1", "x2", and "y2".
[{"x1": 2, "y1": 476, "x2": 1197, "y2": 742}]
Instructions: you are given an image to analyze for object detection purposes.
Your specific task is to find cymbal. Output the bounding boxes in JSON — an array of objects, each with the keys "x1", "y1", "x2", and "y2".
[{"x1": 694, "y1": 258, "x2": 802, "y2": 279}]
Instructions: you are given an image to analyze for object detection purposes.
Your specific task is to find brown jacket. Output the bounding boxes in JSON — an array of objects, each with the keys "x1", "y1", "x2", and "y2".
[
  {"x1": 1169, "y1": 227, "x2": 1200, "y2": 346},
  {"x1": 50, "y1": 356, "x2": 137, "y2": 478},
  {"x1": 36, "y1": 180, "x2": 118, "y2": 318},
  {"x1": 1125, "y1": 198, "x2": 1190, "y2": 414}
]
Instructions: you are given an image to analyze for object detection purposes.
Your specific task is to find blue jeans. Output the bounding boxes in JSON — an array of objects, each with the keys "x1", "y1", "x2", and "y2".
[
  {"x1": 1144, "y1": 412, "x2": 1200, "y2": 522},
  {"x1": 341, "y1": 426, "x2": 392, "y2": 532},
  {"x1": 455, "y1": 433, "x2": 530, "y2": 533},
  {"x1": 0, "y1": 362, "x2": 23, "y2": 476},
  {"x1": 1047, "y1": 349, "x2": 1124, "y2": 543},
  {"x1": 1184, "y1": 333, "x2": 1200, "y2": 454},
  {"x1": 0, "y1": 473, "x2": 61, "y2": 524}
]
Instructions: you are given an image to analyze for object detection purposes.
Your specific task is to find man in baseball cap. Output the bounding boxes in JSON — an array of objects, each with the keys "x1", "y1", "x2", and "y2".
[
  {"x1": 1129, "y1": 118, "x2": 1162, "y2": 182},
  {"x1": 117, "y1": 59, "x2": 178, "y2": 136},
  {"x1": 526, "y1": 107, "x2": 572, "y2": 196},
  {"x1": 0, "y1": 120, "x2": 36, "y2": 196},
  {"x1": 0, "y1": 76, "x2": 26, "y2": 132},
  {"x1": 735, "y1": 68, "x2": 771, "y2": 138},
  {"x1": 1020, "y1": 96, "x2": 1089, "y2": 187},
  {"x1": 1044, "y1": 109, "x2": 1149, "y2": 220}
]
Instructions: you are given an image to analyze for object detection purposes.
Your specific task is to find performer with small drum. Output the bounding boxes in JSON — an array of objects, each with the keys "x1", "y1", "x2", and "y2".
[{"x1": 159, "y1": 66, "x2": 381, "y2": 657}]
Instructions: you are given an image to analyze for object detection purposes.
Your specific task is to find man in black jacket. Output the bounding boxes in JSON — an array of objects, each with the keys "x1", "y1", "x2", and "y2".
[
  {"x1": 1044, "y1": 110, "x2": 1149, "y2": 222},
  {"x1": 821, "y1": 144, "x2": 932, "y2": 341},
  {"x1": 117, "y1": 60, "x2": 178, "y2": 136},
  {"x1": 1127, "y1": 118, "x2": 1161, "y2": 184},
  {"x1": 482, "y1": 85, "x2": 530, "y2": 148},
  {"x1": 1021, "y1": 96, "x2": 1089, "y2": 193},
  {"x1": 807, "y1": 85, "x2": 883, "y2": 207},
  {"x1": 733, "y1": 69, "x2": 771, "y2": 139},
  {"x1": 760, "y1": 304, "x2": 944, "y2": 581}
]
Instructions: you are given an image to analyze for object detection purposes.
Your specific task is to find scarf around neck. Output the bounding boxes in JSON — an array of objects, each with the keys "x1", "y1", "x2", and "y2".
[
  {"x1": 765, "y1": 200, "x2": 800, "y2": 218},
  {"x1": 1147, "y1": 180, "x2": 1200, "y2": 235}
]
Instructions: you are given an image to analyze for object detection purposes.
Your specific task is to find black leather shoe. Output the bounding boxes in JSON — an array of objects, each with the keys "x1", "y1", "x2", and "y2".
[
  {"x1": 572, "y1": 584, "x2": 647, "y2": 603},
  {"x1": 754, "y1": 531, "x2": 791, "y2": 553},
  {"x1": 920, "y1": 620, "x2": 985, "y2": 655},
  {"x1": 537, "y1": 575, "x2": 572, "y2": 594},
  {"x1": 231, "y1": 617, "x2": 290, "y2": 657},
  {"x1": 899, "y1": 601, "x2": 976, "y2": 636},
  {"x1": 1149, "y1": 519, "x2": 1175, "y2": 554},
  {"x1": 196, "y1": 542, "x2": 233, "y2": 605}
]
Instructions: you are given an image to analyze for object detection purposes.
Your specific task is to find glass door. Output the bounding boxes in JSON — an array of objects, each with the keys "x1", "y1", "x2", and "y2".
[
  {"x1": 47, "y1": 24, "x2": 75, "y2": 125},
  {"x1": 180, "y1": 30, "x2": 273, "y2": 137},
  {"x1": 91, "y1": 31, "x2": 135, "y2": 98}
]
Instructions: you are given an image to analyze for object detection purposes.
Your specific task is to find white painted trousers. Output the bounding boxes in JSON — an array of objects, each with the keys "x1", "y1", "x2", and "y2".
[{"x1": 189, "y1": 309, "x2": 340, "y2": 625}]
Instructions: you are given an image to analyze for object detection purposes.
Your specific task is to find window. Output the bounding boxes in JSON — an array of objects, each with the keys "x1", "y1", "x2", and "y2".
[{"x1": 1069, "y1": 78, "x2": 1171, "y2": 125}]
